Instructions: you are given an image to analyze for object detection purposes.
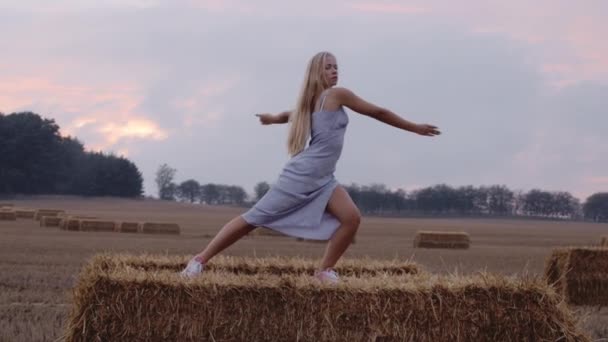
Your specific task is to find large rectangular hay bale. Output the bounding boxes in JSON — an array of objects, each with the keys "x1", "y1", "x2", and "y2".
[
  {"x1": 40, "y1": 216, "x2": 62, "y2": 227},
  {"x1": 34, "y1": 209, "x2": 66, "y2": 221},
  {"x1": 0, "y1": 210, "x2": 17, "y2": 221},
  {"x1": 545, "y1": 247, "x2": 608, "y2": 306},
  {"x1": 0, "y1": 203, "x2": 14, "y2": 208},
  {"x1": 116, "y1": 222, "x2": 140, "y2": 233},
  {"x1": 62, "y1": 218, "x2": 81, "y2": 231},
  {"x1": 64, "y1": 254, "x2": 588, "y2": 342},
  {"x1": 93, "y1": 254, "x2": 421, "y2": 277},
  {"x1": 141, "y1": 222, "x2": 180, "y2": 235},
  {"x1": 601, "y1": 236, "x2": 608, "y2": 247},
  {"x1": 15, "y1": 209, "x2": 36, "y2": 219},
  {"x1": 413, "y1": 230, "x2": 470, "y2": 249},
  {"x1": 80, "y1": 220, "x2": 116, "y2": 232}
]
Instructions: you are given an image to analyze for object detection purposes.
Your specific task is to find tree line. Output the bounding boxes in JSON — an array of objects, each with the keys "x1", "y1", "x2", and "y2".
[
  {"x1": 1, "y1": 111, "x2": 606, "y2": 222},
  {"x1": 0, "y1": 112, "x2": 143, "y2": 197},
  {"x1": 156, "y1": 164, "x2": 608, "y2": 222}
]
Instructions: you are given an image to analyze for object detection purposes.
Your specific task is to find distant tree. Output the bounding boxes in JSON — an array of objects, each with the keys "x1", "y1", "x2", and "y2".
[
  {"x1": 487, "y1": 185, "x2": 514, "y2": 215},
  {"x1": 254, "y1": 181, "x2": 270, "y2": 201},
  {"x1": 583, "y1": 192, "x2": 608, "y2": 222},
  {"x1": 200, "y1": 183, "x2": 220, "y2": 204},
  {"x1": 177, "y1": 179, "x2": 201, "y2": 203},
  {"x1": 155, "y1": 163, "x2": 177, "y2": 200}
]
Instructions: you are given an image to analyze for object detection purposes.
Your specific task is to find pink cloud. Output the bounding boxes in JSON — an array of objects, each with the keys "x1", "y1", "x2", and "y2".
[{"x1": 0, "y1": 76, "x2": 168, "y2": 153}]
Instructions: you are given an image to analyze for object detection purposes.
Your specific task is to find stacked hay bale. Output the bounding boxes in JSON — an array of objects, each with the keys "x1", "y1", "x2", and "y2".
[
  {"x1": 60, "y1": 216, "x2": 98, "y2": 231},
  {"x1": 34, "y1": 209, "x2": 66, "y2": 221},
  {"x1": 0, "y1": 209, "x2": 17, "y2": 221},
  {"x1": 40, "y1": 216, "x2": 63, "y2": 227},
  {"x1": 140, "y1": 222, "x2": 180, "y2": 235},
  {"x1": 545, "y1": 247, "x2": 608, "y2": 306},
  {"x1": 64, "y1": 253, "x2": 588, "y2": 342},
  {"x1": 116, "y1": 222, "x2": 140, "y2": 233},
  {"x1": 0, "y1": 203, "x2": 14, "y2": 209},
  {"x1": 80, "y1": 220, "x2": 116, "y2": 233},
  {"x1": 413, "y1": 230, "x2": 470, "y2": 249},
  {"x1": 15, "y1": 209, "x2": 36, "y2": 219}
]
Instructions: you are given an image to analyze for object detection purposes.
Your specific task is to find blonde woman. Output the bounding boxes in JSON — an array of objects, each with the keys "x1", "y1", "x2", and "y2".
[{"x1": 181, "y1": 51, "x2": 440, "y2": 283}]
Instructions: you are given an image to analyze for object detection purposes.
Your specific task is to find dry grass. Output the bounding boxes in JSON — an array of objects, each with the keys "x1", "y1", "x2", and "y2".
[
  {"x1": 414, "y1": 230, "x2": 470, "y2": 249},
  {"x1": 63, "y1": 253, "x2": 588, "y2": 342},
  {"x1": 94, "y1": 253, "x2": 420, "y2": 276},
  {"x1": 1, "y1": 196, "x2": 608, "y2": 341},
  {"x1": 545, "y1": 247, "x2": 608, "y2": 306}
]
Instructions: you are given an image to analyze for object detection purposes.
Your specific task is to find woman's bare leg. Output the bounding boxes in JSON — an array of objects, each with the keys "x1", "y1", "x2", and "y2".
[
  {"x1": 319, "y1": 186, "x2": 361, "y2": 270},
  {"x1": 194, "y1": 215, "x2": 255, "y2": 264}
]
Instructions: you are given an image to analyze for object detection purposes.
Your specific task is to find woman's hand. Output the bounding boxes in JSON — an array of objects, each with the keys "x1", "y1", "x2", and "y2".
[
  {"x1": 255, "y1": 113, "x2": 276, "y2": 125},
  {"x1": 415, "y1": 124, "x2": 441, "y2": 136}
]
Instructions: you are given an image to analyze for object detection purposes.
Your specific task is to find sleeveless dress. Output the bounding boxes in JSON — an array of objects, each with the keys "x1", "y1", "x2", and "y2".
[{"x1": 241, "y1": 93, "x2": 349, "y2": 240}]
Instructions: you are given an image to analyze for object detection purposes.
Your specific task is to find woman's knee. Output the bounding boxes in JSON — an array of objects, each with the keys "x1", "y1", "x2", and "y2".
[{"x1": 341, "y1": 210, "x2": 361, "y2": 229}]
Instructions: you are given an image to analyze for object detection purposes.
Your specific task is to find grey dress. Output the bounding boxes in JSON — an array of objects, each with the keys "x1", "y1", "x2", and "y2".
[{"x1": 241, "y1": 92, "x2": 349, "y2": 240}]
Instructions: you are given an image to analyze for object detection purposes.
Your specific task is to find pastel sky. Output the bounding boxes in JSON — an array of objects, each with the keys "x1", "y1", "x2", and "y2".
[{"x1": 1, "y1": 0, "x2": 607, "y2": 200}]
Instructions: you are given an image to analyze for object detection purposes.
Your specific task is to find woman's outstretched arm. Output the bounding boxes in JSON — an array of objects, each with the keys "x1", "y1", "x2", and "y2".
[
  {"x1": 334, "y1": 87, "x2": 440, "y2": 136},
  {"x1": 255, "y1": 111, "x2": 291, "y2": 125}
]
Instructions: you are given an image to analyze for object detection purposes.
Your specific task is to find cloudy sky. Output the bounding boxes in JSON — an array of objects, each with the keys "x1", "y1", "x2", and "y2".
[{"x1": 1, "y1": 0, "x2": 607, "y2": 200}]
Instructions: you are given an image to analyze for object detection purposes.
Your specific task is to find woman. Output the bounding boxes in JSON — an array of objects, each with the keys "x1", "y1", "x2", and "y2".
[{"x1": 181, "y1": 51, "x2": 440, "y2": 283}]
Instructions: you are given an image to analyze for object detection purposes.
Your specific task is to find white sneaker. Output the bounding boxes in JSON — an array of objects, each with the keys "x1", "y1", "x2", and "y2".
[
  {"x1": 180, "y1": 257, "x2": 205, "y2": 278},
  {"x1": 314, "y1": 268, "x2": 339, "y2": 284}
]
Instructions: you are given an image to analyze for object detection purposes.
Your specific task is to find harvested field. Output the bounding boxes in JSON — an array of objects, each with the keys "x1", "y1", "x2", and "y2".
[
  {"x1": 64, "y1": 253, "x2": 588, "y2": 342},
  {"x1": 414, "y1": 230, "x2": 470, "y2": 249},
  {"x1": 545, "y1": 247, "x2": 608, "y2": 306},
  {"x1": 1, "y1": 196, "x2": 607, "y2": 341}
]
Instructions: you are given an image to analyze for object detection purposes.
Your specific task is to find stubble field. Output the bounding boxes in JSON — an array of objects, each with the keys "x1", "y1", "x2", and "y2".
[{"x1": 1, "y1": 196, "x2": 606, "y2": 341}]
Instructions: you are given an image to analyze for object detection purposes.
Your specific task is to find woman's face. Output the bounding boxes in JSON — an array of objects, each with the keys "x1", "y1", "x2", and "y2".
[{"x1": 323, "y1": 55, "x2": 338, "y2": 87}]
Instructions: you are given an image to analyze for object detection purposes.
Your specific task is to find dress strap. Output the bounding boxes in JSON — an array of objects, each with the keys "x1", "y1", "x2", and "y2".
[{"x1": 318, "y1": 92, "x2": 328, "y2": 111}]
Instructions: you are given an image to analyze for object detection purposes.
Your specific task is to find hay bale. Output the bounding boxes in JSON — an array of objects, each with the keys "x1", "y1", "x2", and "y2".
[
  {"x1": 93, "y1": 254, "x2": 421, "y2": 277},
  {"x1": 0, "y1": 210, "x2": 17, "y2": 221},
  {"x1": 413, "y1": 230, "x2": 470, "y2": 249},
  {"x1": 40, "y1": 216, "x2": 62, "y2": 227},
  {"x1": 15, "y1": 209, "x2": 36, "y2": 219},
  {"x1": 62, "y1": 218, "x2": 81, "y2": 231},
  {"x1": 0, "y1": 203, "x2": 14, "y2": 208},
  {"x1": 80, "y1": 220, "x2": 116, "y2": 232},
  {"x1": 601, "y1": 236, "x2": 608, "y2": 247},
  {"x1": 545, "y1": 247, "x2": 608, "y2": 306},
  {"x1": 34, "y1": 209, "x2": 66, "y2": 221},
  {"x1": 64, "y1": 254, "x2": 589, "y2": 342},
  {"x1": 141, "y1": 222, "x2": 180, "y2": 235},
  {"x1": 116, "y1": 222, "x2": 140, "y2": 233}
]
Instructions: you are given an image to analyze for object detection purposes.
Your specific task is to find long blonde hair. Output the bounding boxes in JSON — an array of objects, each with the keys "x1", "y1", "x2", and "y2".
[{"x1": 287, "y1": 51, "x2": 333, "y2": 156}]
